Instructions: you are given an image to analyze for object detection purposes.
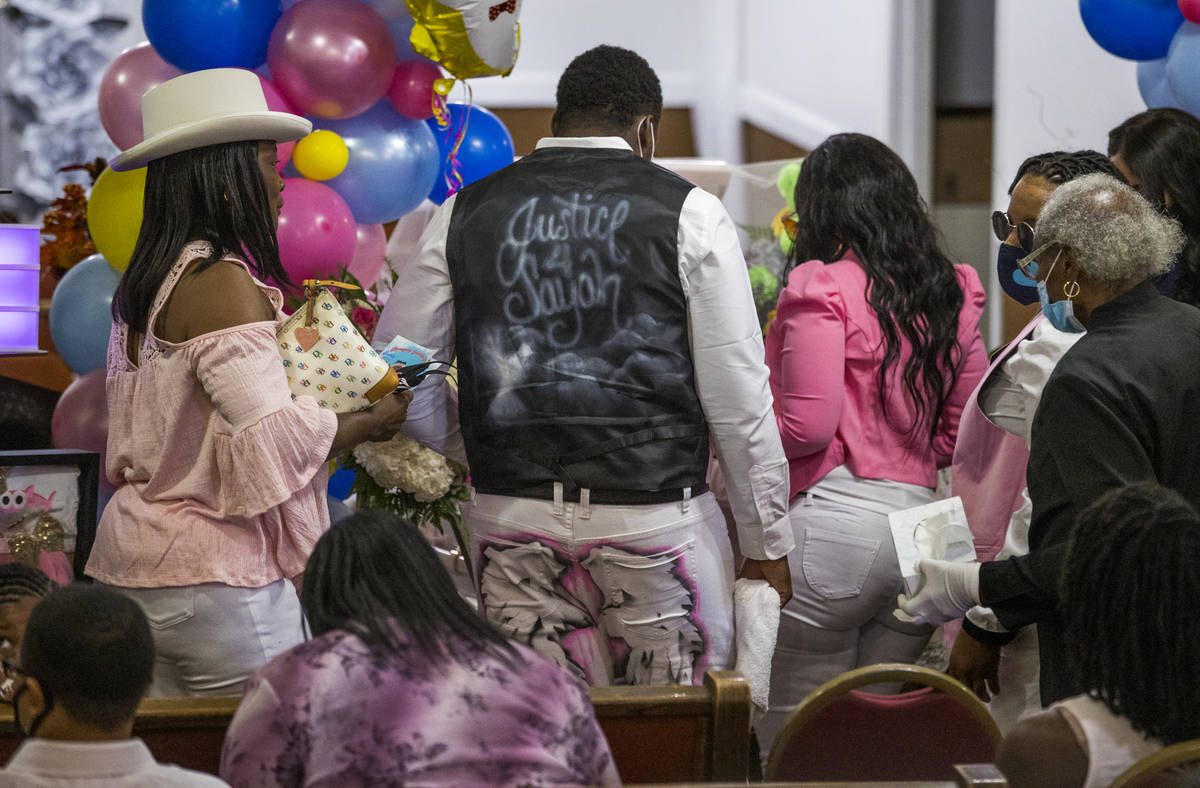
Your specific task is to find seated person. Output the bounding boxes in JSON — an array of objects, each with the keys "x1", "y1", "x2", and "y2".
[
  {"x1": 220, "y1": 511, "x2": 621, "y2": 788},
  {"x1": 0, "y1": 584, "x2": 227, "y2": 786},
  {"x1": 996, "y1": 482, "x2": 1200, "y2": 787},
  {"x1": 0, "y1": 564, "x2": 55, "y2": 701}
]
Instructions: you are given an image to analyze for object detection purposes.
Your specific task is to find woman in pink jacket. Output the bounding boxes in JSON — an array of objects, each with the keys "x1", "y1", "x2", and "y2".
[{"x1": 759, "y1": 133, "x2": 987, "y2": 749}]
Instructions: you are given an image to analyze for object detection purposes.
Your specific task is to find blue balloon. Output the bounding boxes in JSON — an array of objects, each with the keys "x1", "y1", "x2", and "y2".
[
  {"x1": 49, "y1": 254, "x2": 121, "y2": 376},
  {"x1": 327, "y1": 465, "x2": 357, "y2": 500},
  {"x1": 310, "y1": 101, "x2": 441, "y2": 224},
  {"x1": 1166, "y1": 22, "x2": 1200, "y2": 114},
  {"x1": 425, "y1": 103, "x2": 515, "y2": 205},
  {"x1": 143, "y1": 0, "x2": 282, "y2": 71},
  {"x1": 1080, "y1": 0, "x2": 1183, "y2": 60},
  {"x1": 1138, "y1": 57, "x2": 1181, "y2": 107}
]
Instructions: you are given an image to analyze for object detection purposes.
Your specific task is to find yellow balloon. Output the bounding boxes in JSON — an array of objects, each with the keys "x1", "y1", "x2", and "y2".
[
  {"x1": 293, "y1": 130, "x2": 350, "y2": 181},
  {"x1": 87, "y1": 166, "x2": 146, "y2": 273}
]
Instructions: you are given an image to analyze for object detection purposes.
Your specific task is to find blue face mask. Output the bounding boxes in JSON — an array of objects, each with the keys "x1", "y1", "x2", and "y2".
[
  {"x1": 997, "y1": 243, "x2": 1039, "y2": 305},
  {"x1": 1036, "y1": 250, "x2": 1085, "y2": 333}
]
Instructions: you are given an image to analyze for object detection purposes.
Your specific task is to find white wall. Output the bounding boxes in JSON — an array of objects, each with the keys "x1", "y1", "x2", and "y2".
[
  {"x1": 989, "y1": 0, "x2": 1144, "y2": 343},
  {"x1": 736, "y1": 0, "x2": 935, "y2": 194},
  {"x1": 470, "y1": 0, "x2": 936, "y2": 194},
  {"x1": 469, "y1": 0, "x2": 706, "y2": 108}
]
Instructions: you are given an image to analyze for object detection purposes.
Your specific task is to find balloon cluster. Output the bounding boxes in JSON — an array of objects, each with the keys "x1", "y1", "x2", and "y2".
[
  {"x1": 87, "y1": 0, "x2": 518, "y2": 295},
  {"x1": 55, "y1": 0, "x2": 522, "y2": 469},
  {"x1": 1080, "y1": 0, "x2": 1200, "y2": 112}
]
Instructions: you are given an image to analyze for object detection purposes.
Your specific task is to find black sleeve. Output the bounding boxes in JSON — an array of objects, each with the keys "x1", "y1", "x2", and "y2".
[
  {"x1": 978, "y1": 369, "x2": 1155, "y2": 631},
  {"x1": 961, "y1": 617, "x2": 1018, "y2": 647}
]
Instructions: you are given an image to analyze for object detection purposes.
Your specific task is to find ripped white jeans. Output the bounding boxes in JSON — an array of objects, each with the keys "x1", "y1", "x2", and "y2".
[{"x1": 468, "y1": 489, "x2": 735, "y2": 687}]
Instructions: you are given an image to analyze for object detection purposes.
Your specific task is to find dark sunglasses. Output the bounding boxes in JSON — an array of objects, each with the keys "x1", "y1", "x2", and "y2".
[{"x1": 991, "y1": 211, "x2": 1036, "y2": 253}]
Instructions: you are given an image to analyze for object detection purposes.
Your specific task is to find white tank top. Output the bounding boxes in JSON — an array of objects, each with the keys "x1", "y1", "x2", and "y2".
[{"x1": 1054, "y1": 695, "x2": 1163, "y2": 788}]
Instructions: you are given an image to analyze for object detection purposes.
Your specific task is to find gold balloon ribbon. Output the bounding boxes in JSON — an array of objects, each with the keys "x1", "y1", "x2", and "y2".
[{"x1": 6, "y1": 515, "x2": 65, "y2": 566}]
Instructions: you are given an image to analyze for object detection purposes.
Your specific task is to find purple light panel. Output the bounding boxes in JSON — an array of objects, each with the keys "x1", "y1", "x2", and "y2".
[
  {"x1": 0, "y1": 225, "x2": 39, "y2": 267},
  {"x1": 0, "y1": 223, "x2": 42, "y2": 353},
  {"x1": 0, "y1": 308, "x2": 38, "y2": 353}
]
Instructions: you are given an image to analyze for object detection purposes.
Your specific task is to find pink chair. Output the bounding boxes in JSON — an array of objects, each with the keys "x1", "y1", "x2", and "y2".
[
  {"x1": 1112, "y1": 740, "x2": 1200, "y2": 787},
  {"x1": 765, "y1": 662, "x2": 1002, "y2": 782}
]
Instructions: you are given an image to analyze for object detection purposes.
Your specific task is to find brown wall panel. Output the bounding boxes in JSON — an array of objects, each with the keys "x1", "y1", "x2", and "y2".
[
  {"x1": 742, "y1": 122, "x2": 809, "y2": 163},
  {"x1": 490, "y1": 107, "x2": 697, "y2": 157}
]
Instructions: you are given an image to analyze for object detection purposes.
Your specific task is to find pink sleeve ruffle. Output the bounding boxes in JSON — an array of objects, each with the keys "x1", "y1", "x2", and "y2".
[
  {"x1": 212, "y1": 398, "x2": 337, "y2": 519},
  {"x1": 185, "y1": 325, "x2": 339, "y2": 518}
]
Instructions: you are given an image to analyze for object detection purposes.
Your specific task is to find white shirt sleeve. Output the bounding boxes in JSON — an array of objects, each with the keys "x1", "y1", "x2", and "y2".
[
  {"x1": 373, "y1": 195, "x2": 467, "y2": 466},
  {"x1": 979, "y1": 320, "x2": 1084, "y2": 444},
  {"x1": 677, "y1": 188, "x2": 795, "y2": 561},
  {"x1": 965, "y1": 322, "x2": 1080, "y2": 634}
]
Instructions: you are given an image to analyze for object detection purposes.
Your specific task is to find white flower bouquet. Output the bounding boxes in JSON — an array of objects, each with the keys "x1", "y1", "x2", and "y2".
[{"x1": 345, "y1": 435, "x2": 471, "y2": 567}]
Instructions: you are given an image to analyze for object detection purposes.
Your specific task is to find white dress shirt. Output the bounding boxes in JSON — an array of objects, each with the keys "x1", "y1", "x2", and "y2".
[
  {"x1": 374, "y1": 136, "x2": 794, "y2": 560},
  {"x1": 0, "y1": 738, "x2": 228, "y2": 787}
]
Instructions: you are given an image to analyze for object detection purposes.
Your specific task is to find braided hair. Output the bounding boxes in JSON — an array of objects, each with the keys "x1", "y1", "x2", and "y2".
[
  {"x1": 1060, "y1": 482, "x2": 1200, "y2": 745},
  {"x1": 1007, "y1": 150, "x2": 1121, "y2": 195},
  {"x1": 552, "y1": 45, "x2": 662, "y2": 133},
  {"x1": 0, "y1": 564, "x2": 55, "y2": 608}
]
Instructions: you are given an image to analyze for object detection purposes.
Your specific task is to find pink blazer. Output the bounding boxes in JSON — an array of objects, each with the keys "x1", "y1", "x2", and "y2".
[
  {"x1": 765, "y1": 253, "x2": 988, "y2": 497},
  {"x1": 950, "y1": 315, "x2": 1042, "y2": 562}
]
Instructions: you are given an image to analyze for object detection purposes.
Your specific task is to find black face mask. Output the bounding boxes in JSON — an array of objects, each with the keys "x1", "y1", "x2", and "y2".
[
  {"x1": 12, "y1": 680, "x2": 52, "y2": 739},
  {"x1": 996, "y1": 243, "x2": 1040, "y2": 305}
]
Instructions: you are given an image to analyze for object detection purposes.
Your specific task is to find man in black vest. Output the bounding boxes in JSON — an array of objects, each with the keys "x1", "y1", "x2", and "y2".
[{"x1": 375, "y1": 45, "x2": 794, "y2": 686}]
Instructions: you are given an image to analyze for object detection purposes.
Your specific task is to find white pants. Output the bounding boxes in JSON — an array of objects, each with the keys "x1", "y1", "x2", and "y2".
[
  {"x1": 111, "y1": 580, "x2": 305, "y2": 697},
  {"x1": 987, "y1": 625, "x2": 1042, "y2": 734},
  {"x1": 759, "y1": 495, "x2": 933, "y2": 753},
  {"x1": 468, "y1": 490, "x2": 735, "y2": 687}
]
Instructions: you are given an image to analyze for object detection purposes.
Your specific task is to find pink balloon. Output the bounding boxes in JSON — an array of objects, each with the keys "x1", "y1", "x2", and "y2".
[
  {"x1": 387, "y1": 61, "x2": 442, "y2": 120},
  {"x1": 97, "y1": 42, "x2": 184, "y2": 150},
  {"x1": 258, "y1": 74, "x2": 299, "y2": 173},
  {"x1": 51, "y1": 369, "x2": 114, "y2": 491},
  {"x1": 267, "y1": 0, "x2": 397, "y2": 119},
  {"x1": 1183, "y1": 0, "x2": 1200, "y2": 24},
  {"x1": 276, "y1": 178, "x2": 357, "y2": 288},
  {"x1": 348, "y1": 223, "x2": 388, "y2": 286}
]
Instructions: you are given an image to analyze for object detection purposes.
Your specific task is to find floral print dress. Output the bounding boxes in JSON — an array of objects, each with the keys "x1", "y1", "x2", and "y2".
[{"x1": 219, "y1": 628, "x2": 621, "y2": 787}]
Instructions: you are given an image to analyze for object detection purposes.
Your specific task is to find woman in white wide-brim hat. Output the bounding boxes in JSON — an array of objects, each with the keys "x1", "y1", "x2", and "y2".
[{"x1": 88, "y1": 68, "x2": 411, "y2": 697}]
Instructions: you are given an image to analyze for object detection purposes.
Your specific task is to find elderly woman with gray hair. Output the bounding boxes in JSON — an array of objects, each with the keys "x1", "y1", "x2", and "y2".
[{"x1": 899, "y1": 173, "x2": 1200, "y2": 706}]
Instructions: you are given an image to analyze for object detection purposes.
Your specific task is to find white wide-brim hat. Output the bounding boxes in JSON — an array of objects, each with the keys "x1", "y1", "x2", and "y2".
[{"x1": 109, "y1": 68, "x2": 312, "y2": 172}]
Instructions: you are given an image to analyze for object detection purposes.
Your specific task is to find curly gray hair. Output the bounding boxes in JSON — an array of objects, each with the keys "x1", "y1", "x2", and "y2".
[{"x1": 1033, "y1": 173, "x2": 1184, "y2": 285}]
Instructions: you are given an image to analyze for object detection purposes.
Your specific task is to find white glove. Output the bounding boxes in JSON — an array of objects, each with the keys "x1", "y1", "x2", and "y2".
[{"x1": 895, "y1": 559, "x2": 981, "y2": 625}]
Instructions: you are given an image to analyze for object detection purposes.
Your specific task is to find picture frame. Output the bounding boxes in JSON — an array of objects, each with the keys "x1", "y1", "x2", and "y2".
[{"x1": 0, "y1": 449, "x2": 100, "y2": 580}]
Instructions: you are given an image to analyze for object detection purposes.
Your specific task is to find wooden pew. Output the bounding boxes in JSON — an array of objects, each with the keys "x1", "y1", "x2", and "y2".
[
  {"x1": 0, "y1": 670, "x2": 752, "y2": 784},
  {"x1": 591, "y1": 670, "x2": 751, "y2": 783},
  {"x1": 0, "y1": 695, "x2": 238, "y2": 774}
]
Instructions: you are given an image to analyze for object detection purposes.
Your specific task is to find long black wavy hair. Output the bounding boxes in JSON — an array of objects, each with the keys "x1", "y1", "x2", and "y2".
[
  {"x1": 1061, "y1": 482, "x2": 1200, "y2": 745},
  {"x1": 302, "y1": 511, "x2": 521, "y2": 667},
  {"x1": 785, "y1": 133, "x2": 963, "y2": 440},
  {"x1": 1108, "y1": 109, "x2": 1200, "y2": 307},
  {"x1": 110, "y1": 140, "x2": 289, "y2": 335}
]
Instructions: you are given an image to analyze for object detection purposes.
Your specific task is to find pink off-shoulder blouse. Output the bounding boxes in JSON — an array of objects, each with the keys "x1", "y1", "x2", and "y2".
[{"x1": 86, "y1": 242, "x2": 338, "y2": 588}]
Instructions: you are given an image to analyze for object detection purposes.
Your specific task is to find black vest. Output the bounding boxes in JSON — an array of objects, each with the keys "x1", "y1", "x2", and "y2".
[{"x1": 445, "y1": 145, "x2": 710, "y2": 502}]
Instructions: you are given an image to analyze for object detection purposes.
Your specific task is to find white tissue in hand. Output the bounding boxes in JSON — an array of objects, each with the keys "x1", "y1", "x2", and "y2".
[
  {"x1": 889, "y1": 497, "x2": 975, "y2": 595},
  {"x1": 733, "y1": 578, "x2": 780, "y2": 718}
]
